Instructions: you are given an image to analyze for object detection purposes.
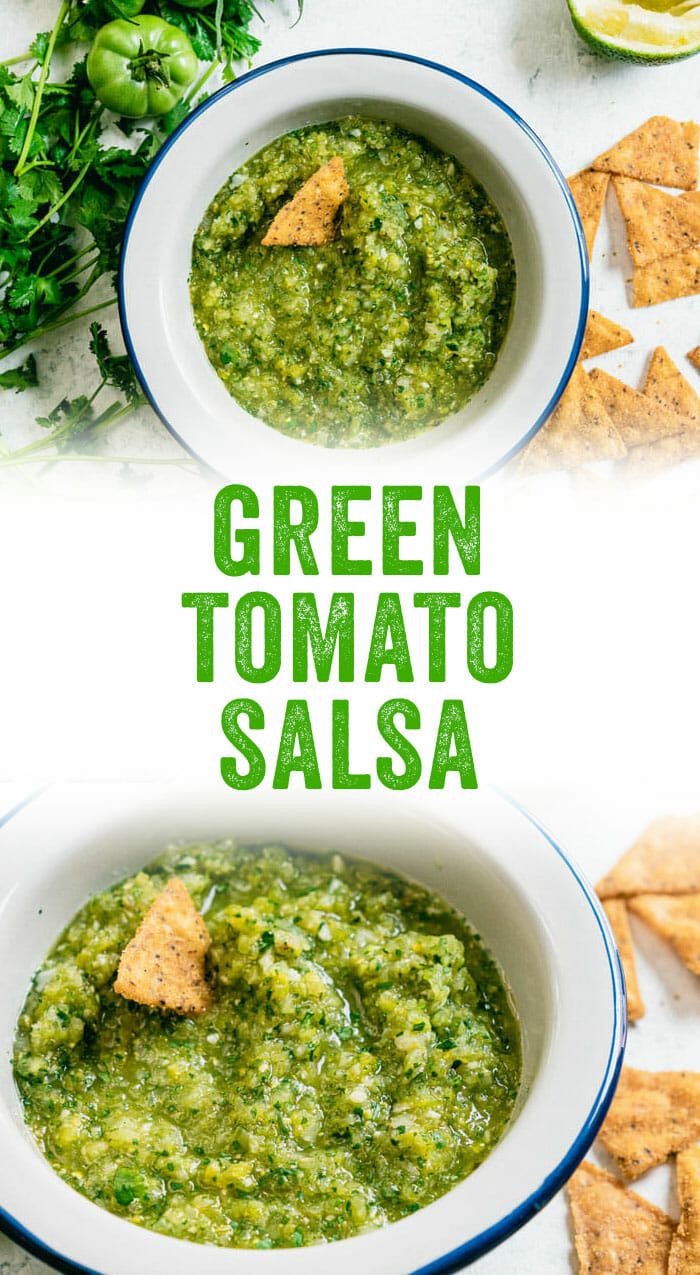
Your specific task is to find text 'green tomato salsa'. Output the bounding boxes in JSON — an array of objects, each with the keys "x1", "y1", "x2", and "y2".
[
  {"x1": 190, "y1": 118, "x2": 516, "y2": 447},
  {"x1": 14, "y1": 843, "x2": 521, "y2": 1249}
]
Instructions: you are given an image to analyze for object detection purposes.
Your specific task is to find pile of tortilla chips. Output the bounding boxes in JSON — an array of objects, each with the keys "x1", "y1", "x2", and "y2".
[
  {"x1": 520, "y1": 116, "x2": 700, "y2": 476},
  {"x1": 568, "y1": 1150, "x2": 699, "y2": 1274},
  {"x1": 568, "y1": 1070, "x2": 700, "y2": 1273},
  {"x1": 565, "y1": 815, "x2": 700, "y2": 1272}
]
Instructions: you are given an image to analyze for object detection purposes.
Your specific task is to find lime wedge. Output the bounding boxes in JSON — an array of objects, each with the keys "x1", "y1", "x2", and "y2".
[{"x1": 567, "y1": 0, "x2": 700, "y2": 61}]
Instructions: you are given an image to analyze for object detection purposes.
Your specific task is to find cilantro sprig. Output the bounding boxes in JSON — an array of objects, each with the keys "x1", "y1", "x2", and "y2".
[{"x1": 1, "y1": 323, "x2": 144, "y2": 463}]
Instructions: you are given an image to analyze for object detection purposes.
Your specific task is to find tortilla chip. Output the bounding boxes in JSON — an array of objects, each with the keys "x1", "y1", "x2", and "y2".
[
  {"x1": 629, "y1": 893, "x2": 700, "y2": 977},
  {"x1": 636, "y1": 347, "x2": 700, "y2": 472},
  {"x1": 597, "y1": 1066, "x2": 700, "y2": 1179},
  {"x1": 644, "y1": 346, "x2": 700, "y2": 435},
  {"x1": 581, "y1": 310, "x2": 634, "y2": 361},
  {"x1": 688, "y1": 345, "x2": 700, "y2": 372},
  {"x1": 588, "y1": 367, "x2": 683, "y2": 447},
  {"x1": 262, "y1": 156, "x2": 349, "y2": 247},
  {"x1": 568, "y1": 170, "x2": 610, "y2": 257},
  {"x1": 519, "y1": 365, "x2": 626, "y2": 471},
  {"x1": 669, "y1": 1145, "x2": 700, "y2": 1275},
  {"x1": 613, "y1": 178, "x2": 700, "y2": 268},
  {"x1": 626, "y1": 348, "x2": 700, "y2": 475},
  {"x1": 597, "y1": 815, "x2": 700, "y2": 898},
  {"x1": 592, "y1": 117, "x2": 700, "y2": 190},
  {"x1": 114, "y1": 878, "x2": 212, "y2": 1016},
  {"x1": 567, "y1": 1160, "x2": 674, "y2": 1273},
  {"x1": 603, "y1": 899, "x2": 645, "y2": 1021},
  {"x1": 634, "y1": 245, "x2": 700, "y2": 307}
]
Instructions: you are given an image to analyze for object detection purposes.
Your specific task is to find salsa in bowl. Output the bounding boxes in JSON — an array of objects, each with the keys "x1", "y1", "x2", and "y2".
[
  {"x1": 189, "y1": 116, "x2": 516, "y2": 448},
  {"x1": 14, "y1": 841, "x2": 520, "y2": 1249},
  {"x1": 0, "y1": 787, "x2": 622, "y2": 1275},
  {"x1": 119, "y1": 51, "x2": 588, "y2": 479}
]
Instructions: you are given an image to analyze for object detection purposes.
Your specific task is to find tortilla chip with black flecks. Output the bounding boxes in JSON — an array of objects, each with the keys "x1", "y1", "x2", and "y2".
[
  {"x1": 626, "y1": 345, "x2": 700, "y2": 473},
  {"x1": 588, "y1": 367, "x2": 683, "y2": 447},
  {"x1": 597, "y1": 1066, "x2": 700, "y2": 1179},
  {"x1": 519, "y1": 364, "x2": 625, "y2": 470},
  {"x1": 115, "y1": 877, "x2": 212, "y2": 1016},
  {"x1": 628, "y1": 346, "x2": 700, "y2": 474},
  {"x1": 567, "y1": 1160, "x2": 673, "y2": 1273},
  {"x1": 580, "y1": 311, "x2": 633, "y2": 361},
  {"x1": 262, "y1": 156, "x2": 349, "y2": 247},
  {"x1": 634, "y1": 245, "x2": 700, "y2": 307},
  {"x1": 644, "y1": 347, "x2": 700, "y2": 434},
  {"x1": 592, "y1": 116, "x2": 699, "y2": 190},
  {"x1": 613, "y1": 178, "x2": 700, "y2": 268}
]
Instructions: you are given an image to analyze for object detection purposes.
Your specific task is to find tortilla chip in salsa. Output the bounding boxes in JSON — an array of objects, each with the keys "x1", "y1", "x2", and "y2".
[{"x1": 114, "y1": 878, "x2": 212, "y2": 1016}]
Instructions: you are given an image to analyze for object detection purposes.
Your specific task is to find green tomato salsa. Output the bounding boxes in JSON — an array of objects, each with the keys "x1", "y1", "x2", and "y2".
[
  {"x1": 14, "y1": 843, "x2": 521, "y2": 1249},
  {"x1": 190, "y1": 117, "x2": 516, "y2": 447}
]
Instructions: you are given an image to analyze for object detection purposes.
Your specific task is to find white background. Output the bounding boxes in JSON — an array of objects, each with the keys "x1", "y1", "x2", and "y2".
[{"x1": 1, "y1": 0, "x2": 700, "y2": 1271}]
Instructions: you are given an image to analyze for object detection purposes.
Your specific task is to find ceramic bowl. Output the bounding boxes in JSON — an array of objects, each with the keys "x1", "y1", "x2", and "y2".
[
  {"x1": 0, "y1": 785, "x2": 623, "y2": 1275},
  {"x1": 119, "y1": 50, "x2": 589, "y2": 479}
]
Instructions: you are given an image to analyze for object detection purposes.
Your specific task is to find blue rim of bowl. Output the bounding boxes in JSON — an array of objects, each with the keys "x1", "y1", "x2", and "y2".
[
  {"x1": 0, "y1": 784, "x2": 624, "y2": 1275},
  {"x1": 117, "y1": 47, "x2": 590, "y2": 479}
]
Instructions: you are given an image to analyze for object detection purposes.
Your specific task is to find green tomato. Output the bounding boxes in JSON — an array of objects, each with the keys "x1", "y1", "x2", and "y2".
[{"x1": 87, "y1": 15, "x2": 198, "y2": 118}]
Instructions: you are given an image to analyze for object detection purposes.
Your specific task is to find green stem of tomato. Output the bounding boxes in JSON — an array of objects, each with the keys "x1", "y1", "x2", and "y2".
[{"x1": 14, "y1": 0, "x2": 70, "y2": 177}]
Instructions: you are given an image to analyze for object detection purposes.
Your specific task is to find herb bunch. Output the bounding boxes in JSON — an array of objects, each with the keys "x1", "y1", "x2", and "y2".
[{"x1": 0, "y1": 0, "x2": 282, "y2": 468}]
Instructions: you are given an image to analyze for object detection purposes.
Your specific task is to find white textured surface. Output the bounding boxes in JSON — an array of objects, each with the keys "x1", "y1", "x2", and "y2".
[
  {"x1": 2, "y1": 0, "x2": 699, "y2": 491},
  {"x1": 1, "y1": 0, "x2": 699, "y2": 1269},
  {"x1": 0, "y1": 779, "x2": 698, "y2": 1274}
]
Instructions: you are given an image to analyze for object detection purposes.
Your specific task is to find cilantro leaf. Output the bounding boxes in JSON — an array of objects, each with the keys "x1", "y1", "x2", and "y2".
[
  {"x1": 0, "y1": 354, "x2": 38, "y2": 393},
  {"x1": 16, "y1": 168, "x2": 63, "y2": 207},
  {"x1": 89, "y1": 322, "x2": 142, "y2": 403},
  {"x1": 29, "y1": 32, "x2": 50, "y2": 62},
  {"x1": 159, "y1": 4, "x2": 217, "y2": 61},
  {"x1": 35, "y1": 395, "x2": 95, "y2": 444},
  {"x1": 5, "y1": 76, "x2": 35, "y2": 113}
]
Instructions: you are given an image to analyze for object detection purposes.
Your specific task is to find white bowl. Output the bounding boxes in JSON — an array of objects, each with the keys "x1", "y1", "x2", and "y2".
[
  {"x1": 0, "y1": 785, "x2": 623, "y2": 1275},
  {"x1": 119, "y1": 50, "x2": 589, "y2": 480}
]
